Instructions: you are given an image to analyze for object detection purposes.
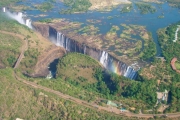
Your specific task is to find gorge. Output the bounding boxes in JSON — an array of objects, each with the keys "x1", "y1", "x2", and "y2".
[
  {"x1": 2, "y1": 8, "x2": 138, "y2": 79},
  {"x1": 4, "y1": 8, "x2": 32, "y2": 29},
  {"x1": 49, "y1": 26, "x2": 138, "y2": 79}
]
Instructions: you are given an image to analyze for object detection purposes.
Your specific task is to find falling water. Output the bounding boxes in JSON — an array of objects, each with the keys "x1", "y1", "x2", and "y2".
[
  {"x1": 51, "y1": 31, "x2": 138, "y2": 79},
  {"x1": 3, "y1": 7, "x2": 5, "y2": 12},
  {"x1": 100, "y1": 51, "x2": 109, "y2": 68},
  {"x1": 84, "y1": 45, "x2": 86, "y2": 54},
  {"x1": 173, "y1": 25, "x2": 180, "y2": 42},
  {"x1": 3, "y1": 8, "x2": 33, "y2": 29},
  {"x1": 25, "y1": 19, "x2": 32, "y2": 28}
]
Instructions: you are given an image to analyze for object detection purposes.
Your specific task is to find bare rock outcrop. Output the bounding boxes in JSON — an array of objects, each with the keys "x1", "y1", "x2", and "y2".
[{"x1": 29, "y1": 45, "x2": 66, "y2": 77}]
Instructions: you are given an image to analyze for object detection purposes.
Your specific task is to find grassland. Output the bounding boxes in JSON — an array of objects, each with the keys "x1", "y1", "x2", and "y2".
[
  {"x1": 0, "y1": 0, "x2": 21, "y2": 8},
  {"x1": 34, "y1": 2, "x2": 54, "y2": 12},
  {"x1": 10, "y1": 5, "x2": 33, "y2": 12},
  {"x1": 139, "y1": 21, "x2": 180, "y2": 113},
  {"x1": 0, "y1": 12, "x2": 135, "y2": 119},
  {"x1": 0, "y1": 32, "x2": 22, "y2": 67},
  {"x1": 60, "y1": 0, "x2": 92, "y2": 14},
  {"x1": 46, "y1": 19, "x2": 156, "y2": 63},
  {"x1": 0, "y1": 13, "x2": 52, "y2": 73},
  {"x1": 60, "y1": 0, "x2": 131, "y2": 13},
  {"x1": 120, "y1": 4, "x2": 133, "y2": 13},
  {"x1": 135, "y1": 2, "x2": 156, "y2": 14},
  {"x1": 167, "y1": 0, "x2": 180, "y2": 8},
  {"x1": 88, "y1": 0, "x2": 131, "y2": 11},
  {"x1": 1, "y1": 68, "x2": 136, "y2": 120},
  {"x1": 175, "y1": 61, "x2": 180, "y2": 70},
  {"x1": 77, "y1": 25, "x2": 100, "y2": 35},
  {"x1": 56, "y1": 53, "x2": 101, "y2": 86},
  {"x1": 28, "y1": 53, "x2": 158, "y2": 114}
]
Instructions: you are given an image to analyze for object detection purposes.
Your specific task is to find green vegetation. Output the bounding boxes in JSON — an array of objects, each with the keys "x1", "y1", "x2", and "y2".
[
  {"x1": 77, "y1": 25, "x2": 99, "y2": 35},
  {"x1": 0, "y1": 12, "x2": 51, "y2": 74},
  {"x1": 0, "y1": 68, "x2": 136, "y2": 120},
  {"x1": 120, "y1": 4, "x2": 133, "y2": 13},
  {"x1": 138, "y1": 21, "x2": 180, "y2": 113},
  {"x1": 167, "y1": 0, "x2": 180, "y2": 8},
  {"x1": 0, "y1": 33, "x2": 22, "y2": 67},
  {"x1": 158, "y1": 15, "x2": 164, "y2": 19},
  {"x1": 34, "y1": 2, "x2": 53, "y2": 12},
  {"x1": 140, "y1": 32, "x2": 156, "y2": 60},
  {"x1": 158, "y1": 22, "x2": 180, "y2": 62},
  {"x1": 0, "y1": 0, "x2": 21, "y2": 7},
  {"x1": 56, "y1": 53, "x2": 101, "y2": 87},
  {"x1": 60, "y1": 0, "x2": 92, "y2": 14},
  {"x1": 0, "y1": 13, "x2": 23, "y2": 68},
  {"x1": 35, "y1": 53, "x2": 157, "y2": 111},
  {"x1": 38, "y1": 18, "x2": 53, "y2": 23},
  {"x1": 119, "y1": 24, "x2": 156, "y2": 60},
  {"x1": 175, "y1": 61, "x2": 180, "y2": 70},
  {"x1": 135, "y1": 2, "x2": 156, "y2": 14},
  {"x1": 21, "y1": 48, "x2": 40, "y2": 72}
]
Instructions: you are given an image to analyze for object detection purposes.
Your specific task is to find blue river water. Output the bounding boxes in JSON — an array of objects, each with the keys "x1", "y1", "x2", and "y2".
[{"x1": 17, "y1": 1, "x2": 180, "y2": 56}]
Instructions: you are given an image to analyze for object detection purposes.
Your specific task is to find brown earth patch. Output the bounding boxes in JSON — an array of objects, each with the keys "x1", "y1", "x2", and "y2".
[
  {"x1": 171, "y1": 57, "x2": 180, "y2": 74},
  {"x1": 30, "y1": 45, "x2": 66, "y2": 77}
]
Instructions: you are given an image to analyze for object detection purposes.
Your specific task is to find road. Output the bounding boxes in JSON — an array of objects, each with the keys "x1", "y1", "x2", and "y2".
[
  {"x1": 14, "y1": 72, "x2": 180, "y2": 119},
  {"x1": 5, "y1": 30, "x2": 179, "y2": 119}
]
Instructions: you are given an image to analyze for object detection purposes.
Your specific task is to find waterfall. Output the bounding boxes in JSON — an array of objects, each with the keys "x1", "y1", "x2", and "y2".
[
  {"x1": 25, "y1": 19, "x2": 32, "y2": 28},
  {"x1": 57, "y1": 32, "x2": 71, "y2": 51},
  {"x1": 84, "y1": 45, "x2": 86, "y2": 54},
  {"x1": 100, "y1": 51, "x2": 109, "y2": 68},
  {"x1": 124, "y1": 66, "x2": 137, "y2": 79},
  {"x1": 49, "y1": 30, "x2": 138, "y2": 79},
  {"x1": 3, "y1": 7, "x2": 5, "y2": 12},
  {"x1": 65, "y1": 37, "x2": 70, "y2": 51},
  {"x1": 4, "y1": 9, "x2": 33, "y2": 29}
]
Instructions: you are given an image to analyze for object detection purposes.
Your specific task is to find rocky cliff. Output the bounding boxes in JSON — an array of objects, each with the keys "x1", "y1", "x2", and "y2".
[
  {"x1": 29, "y1": 45, "x2": 66, "y2": 77},
  {"x1": 33, "y1": 22, "x2": 139, "y2": 79}
]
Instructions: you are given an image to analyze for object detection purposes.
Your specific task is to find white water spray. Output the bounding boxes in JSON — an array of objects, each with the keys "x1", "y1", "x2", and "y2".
[
  {"x1": 3, "y1": 8, "x2": 33, "y2": 29},
  {"x1": 53, "y1": 31, "x2": 138, "y2": 79},
  {"x1": 25, "y1": 19, "x2": 32, "y2": 28},
  {"x1": 173, "y1": 25, "x2": 180, "y2": 42},
  {"x1": 3, "y1": 7, "x2": 5, "y2": 12},
  {"x1": 100, "y1": 51, "x2": 109, "y2": 68}
]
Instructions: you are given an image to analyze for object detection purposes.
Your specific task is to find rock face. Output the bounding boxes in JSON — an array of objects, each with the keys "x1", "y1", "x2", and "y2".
[
  {"x1": 34, "y1": 24, "x2": 138, "y2": 80},
  {"x1": 33, "y1": 23, "x2": 49, "y2": 37},
  {"x1": 171, "y1": 57, "x2": 180, "y2": 74},
  {"x1": 29, "y1": 45, "x2": 66, "y2": 77}
]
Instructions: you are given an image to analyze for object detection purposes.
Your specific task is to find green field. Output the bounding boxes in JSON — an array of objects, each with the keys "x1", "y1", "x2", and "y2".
[
  {"x1": 167, "y1": 0, "x2": 180, "y2": 8},
  {"x1": 139, "y1": 21, "x2": 180, "y2": 113},
  {"x1": 60, "y1": 0, "x2": 92, "y2": 14},
  {"x1": 34, "y1": 1, "x2": 53, "y2": 12},
  {"x1": 135, "y1": 2, "x2": 156, "y2": 14},
  {"x1": 120, "y1": 4, "x2": 133, "y2": 13},
  {"x1": 0, "y1": 12, "x2": 53, "y2": 74},
  {"x1": 0, "y1": 12, "x2": 135, "y2": 120},
  {"x1": 32, "y1": 53, "x2": 158, "y2": 113},
  {"x1": 0, "y1": 0, "x2": 20, "y2": 8},
  {"x1": 1, "y1": 68, "x2": 138, "y2": 120},
  {"x1": 0, "y1": 33, "x2": 22, "y2": 67},
  {"x1": 56, "y1": 53, "x2": 101, "y2": 86},
  {"x1": 175, "y1": 61, "x2": 180, "y2": 70}
]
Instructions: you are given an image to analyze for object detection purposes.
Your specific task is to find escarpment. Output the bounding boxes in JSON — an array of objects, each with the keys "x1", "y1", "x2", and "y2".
[
  {"x1": 33, "y1": 22, "x2": 139, "y2": 79},
  {"x1": 28, "y1": 45, "x2": 66, "y2": 77}
]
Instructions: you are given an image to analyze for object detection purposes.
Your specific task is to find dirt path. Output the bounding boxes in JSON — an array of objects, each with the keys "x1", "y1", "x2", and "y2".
[
  {"x1": 171, "y1": 57, "x2": 180, "y2": 74},
  {"x1": 13, "y1": 71, "x2": 180, "y2": 119},
  {"x1": 32, "y1": 45, "x2": 66, "y2": 76},
  {"x1": 3, "y1": 30, "x2": 179, "y2": 119},
  {"x1": 0, "y1": 30, "x2": 28, "y2": 69}
]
